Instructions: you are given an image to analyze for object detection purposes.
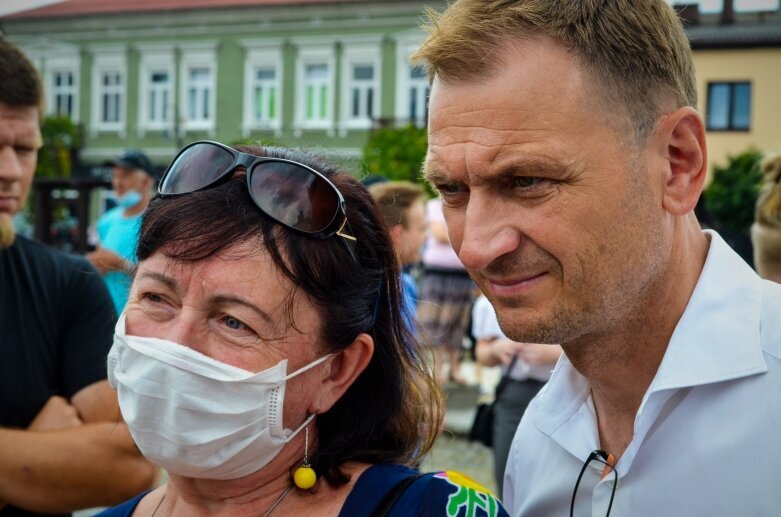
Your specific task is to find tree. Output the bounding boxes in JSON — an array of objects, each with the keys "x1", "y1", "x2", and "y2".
[
  {"x1": 36, "y1": 116, "x2": 82, "y2": 178},
  {"x1": 704, "y1": 149, "x2": 764, "y2": 235},
  {"x1": 362, "y1": 124, "x2": 428, "y2": 186}
]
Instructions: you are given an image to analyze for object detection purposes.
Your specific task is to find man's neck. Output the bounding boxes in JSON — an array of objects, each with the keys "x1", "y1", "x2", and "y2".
[{"x1": 563, "y1": 221, "x2": 710, "y2": 459}]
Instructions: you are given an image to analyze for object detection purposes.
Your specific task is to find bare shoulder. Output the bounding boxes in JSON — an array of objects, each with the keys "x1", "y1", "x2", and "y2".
[{"x1": 131, "y1": 486, "x2": 165, "y2": 517}]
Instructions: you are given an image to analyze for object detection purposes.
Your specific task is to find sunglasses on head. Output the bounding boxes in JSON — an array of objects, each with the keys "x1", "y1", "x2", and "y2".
[{"x1": 158, "y1": 140, "x2": 356, "y2": 242}]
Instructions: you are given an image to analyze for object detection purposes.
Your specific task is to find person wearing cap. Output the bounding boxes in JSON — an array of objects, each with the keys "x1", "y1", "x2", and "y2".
[{"x1": 87, "y1": 150, "x2": 156, "y2": 314}]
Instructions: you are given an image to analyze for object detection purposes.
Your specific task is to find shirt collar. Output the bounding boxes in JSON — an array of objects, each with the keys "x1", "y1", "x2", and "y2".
[{"x1": 535, "y1": 230, "x2": 768, "y2": 436}]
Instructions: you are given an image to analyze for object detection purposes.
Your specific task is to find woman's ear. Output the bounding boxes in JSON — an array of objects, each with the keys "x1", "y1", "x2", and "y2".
[
  {"x1": 309, "y1": 333, "x2": 374, "y2": 414},
  {"x1": 655, "y1": 106, "x2": 708, "y2": 216}
]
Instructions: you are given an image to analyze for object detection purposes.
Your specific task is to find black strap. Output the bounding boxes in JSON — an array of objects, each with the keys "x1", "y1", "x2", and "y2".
[
  {"x1": 370, "y1": 473, "x2": 425, "y2": 517},
  {"x1": 493, "y1": 354, "x2": 519, "y2": 399}
]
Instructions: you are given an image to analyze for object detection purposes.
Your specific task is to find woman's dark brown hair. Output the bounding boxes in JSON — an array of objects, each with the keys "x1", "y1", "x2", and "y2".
[{"x1": 136, "y1": 144, "x2": 443, "y2": 486}]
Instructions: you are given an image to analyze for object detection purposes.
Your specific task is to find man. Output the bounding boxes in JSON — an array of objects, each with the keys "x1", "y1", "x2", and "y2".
[
  {"x1": 414, "y1": 1, "x2": 781, "y2": 514},
  {"x1": 86, "y1": 150, "x2": 155, "y2": 314},
  {"x1": 369, "y1": 181, "x2": 427, "y2": 332},
  {"x1": 0, "y1": 37, "x2": 155, "y2": 516},
  {"x1": 471, "y1": 293, "x2": 561, "y2": 496}
]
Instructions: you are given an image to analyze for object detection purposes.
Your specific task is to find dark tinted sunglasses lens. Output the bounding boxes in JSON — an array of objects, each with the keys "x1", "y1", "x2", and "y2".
[
  {"x1": 160, "y1": 143, "x2": 235, "y2": 194},
  {"x1": 250, "y1": 162, "x2": 339, "y2": 233}
]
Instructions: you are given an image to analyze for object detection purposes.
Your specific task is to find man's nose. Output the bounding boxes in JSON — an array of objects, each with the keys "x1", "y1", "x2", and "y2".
[
  {"x1": 456, "y1": 198, "x2": 522, "y2": 271},
  {"x1": 0, "y1": 146, "x2": 23, "y2": 183}
]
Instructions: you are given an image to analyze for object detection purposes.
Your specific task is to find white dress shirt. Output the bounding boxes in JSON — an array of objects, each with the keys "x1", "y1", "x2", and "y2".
[
  {"x1": 504, "y1": 231, "x2": 781, "y2": 516},
  {"x1": 472, "y1": 294, "x2": 554, "y2": 382}
]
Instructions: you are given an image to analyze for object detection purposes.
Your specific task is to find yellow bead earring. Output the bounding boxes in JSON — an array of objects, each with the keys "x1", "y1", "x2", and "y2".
[{"x1": 293, "y1": 422, "x2": 317, "y2": 490}]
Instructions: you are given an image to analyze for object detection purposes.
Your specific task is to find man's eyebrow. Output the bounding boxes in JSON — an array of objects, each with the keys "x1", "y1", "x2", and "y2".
[
  {"x1": 136, "y1": 271, "x2": 178, "y2": 292},
  {"x1": 208, "y1": 295, "x2": 274, "y2": 324}
]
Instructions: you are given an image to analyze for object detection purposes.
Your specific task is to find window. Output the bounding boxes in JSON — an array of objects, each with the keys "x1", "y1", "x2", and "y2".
[
  {"x1": 294, "y1": 40, "x2": 336, "y2": 133},
  {"x1": 51, "y1": 70, "x2": 76, "y2": 119},
  {"x1": 100, "y1": 71, "x2": 122, "y2": 124},
  {"x1": 408, "y1": 65, "x2": 430, "y2": 125},
  {"x1": 341, "y1": 41, "x2": 381, "y2": 131},
  {"x1": 395, "y1": 36, "x2": 429, "y2": 128},
  {"x1": 242, "y1": 42, "x2": 283, "y2": 135},
  {"x1": 305, "y1": 64, "x2": 330, "y2": 123},
  {"x1": 350, "y1": 64, "x2": 375, "y2": 120},
  {"x1": 179, "y1": 46, "x2": 217, "y2": 132},
  {"x1": 138, "y1": 47, "x2": 174, "y2": 135},
  {"x1": 147, "y1": 70, "x2": 171, "y2": 123},
  {"x1": 253, "y1": 68, "x2": 278, "y2": 123},
  {"x1": 706, "y1": 81, "x2": 751, "y2": 131},
  {"x1": 188, "y1": 67, "x2": 211, "y2": 122},
  {"x1": 91, "y1": 51, "x2": 126, "y2": 133}
]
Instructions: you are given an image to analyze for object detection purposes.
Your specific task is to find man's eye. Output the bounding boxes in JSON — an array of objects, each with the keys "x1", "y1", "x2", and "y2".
[
  {"x1": 512, "y1": 176, "x2": 542, "y2": 189},
  {"x1": 437, "y1": 183, "x2": 463, "y2": 195}
]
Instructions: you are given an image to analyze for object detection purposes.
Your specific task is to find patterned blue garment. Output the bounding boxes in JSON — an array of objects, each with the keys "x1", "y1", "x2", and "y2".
[{"x1": 95, "y1": 464, "x2": 508, "y2": 517}]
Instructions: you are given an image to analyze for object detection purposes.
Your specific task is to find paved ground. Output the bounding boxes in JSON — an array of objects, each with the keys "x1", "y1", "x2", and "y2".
[{"x1": 422, "y1": 364, "x2": 502, "y2": 495}]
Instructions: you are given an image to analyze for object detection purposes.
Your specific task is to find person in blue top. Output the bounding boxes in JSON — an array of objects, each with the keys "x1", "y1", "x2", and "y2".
[
  {"x1": 97, "y1": 142, "x2": 508, "y2": 517},
  {"x1": 86, "y1": 150, "x2": 156, "y2": 314},
  {"x1": 369, "y1": 181, "x2": 428, "y2": 335}
]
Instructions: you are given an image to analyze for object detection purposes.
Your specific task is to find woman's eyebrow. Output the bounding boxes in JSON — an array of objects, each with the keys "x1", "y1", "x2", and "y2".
[
  {"x1": 208, "y1": 294, "x2": 274, "y2": 324},
  {"x1": 136, "y1": 271, "x2": 178, "y2": 293}
]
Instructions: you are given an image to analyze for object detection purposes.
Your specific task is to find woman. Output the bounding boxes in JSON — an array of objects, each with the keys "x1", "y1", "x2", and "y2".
[
  {"x1": 752, "y1": 153, "x2": 781, "y2": 283},
  {"x1": 99, "y1": 141, "x2": 508, "y2": 516}
]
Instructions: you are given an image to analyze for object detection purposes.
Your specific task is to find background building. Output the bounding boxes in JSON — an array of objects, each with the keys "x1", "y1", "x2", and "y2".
[{"x1": 0, "y1": 0, "x2": 444, "y2": 172}]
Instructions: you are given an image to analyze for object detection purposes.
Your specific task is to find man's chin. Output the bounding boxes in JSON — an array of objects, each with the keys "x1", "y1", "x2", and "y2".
[{"x1": 0, "y1": 215, "x2": 17, "y2": 249}]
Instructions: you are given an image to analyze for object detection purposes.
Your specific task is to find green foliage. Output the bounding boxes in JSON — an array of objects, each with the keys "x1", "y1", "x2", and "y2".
[
  {"x1": 362, "y1": 124, "x2": 429, "y2": 186},
  {"x1": 704, "y1": 149, "x2": 764, "y2": 235},
  {"x1": 36, "y1": 116, "x2": 82, "y2": 178}
]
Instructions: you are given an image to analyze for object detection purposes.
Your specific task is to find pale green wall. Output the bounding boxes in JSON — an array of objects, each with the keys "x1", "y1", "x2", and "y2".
[{"x1": 3, "y1": 2, "x2": 445, "y2": 173}]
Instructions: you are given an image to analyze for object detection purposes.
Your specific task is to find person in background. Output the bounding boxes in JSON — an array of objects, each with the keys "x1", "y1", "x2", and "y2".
[
  {"x1": 417, "y1": 196, "x2": 474, "y2": 383},
  {"x1": 752, "y1": 154, "x2": 781, "y2": 283},
  {"x1": 415, "y1": 0, "x2": 781, "y2": 514},
  {"x1": 369, "y1": 181, "x2": 427, "y2": 334},
  {"x1": 472, "y1": 293, "x2": 561, "y2": 496},
  {"x1": 86, "y1": 150, "x2": 156, "y2": 314},
  {"x1": 0, "y1": 36, "x2": 155, "y2": 517},
  {"x1": 97, "y1": 141, "x2": 507, "y2": 516}
]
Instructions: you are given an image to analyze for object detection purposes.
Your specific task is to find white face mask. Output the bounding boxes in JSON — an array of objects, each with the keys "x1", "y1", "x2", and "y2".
[{"x1": 107, "y1": 315, "x2": 331, "y2": 480}]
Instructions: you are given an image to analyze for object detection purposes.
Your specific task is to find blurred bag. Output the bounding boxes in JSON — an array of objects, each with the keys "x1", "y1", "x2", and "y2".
[
  {"x1": 467, "y1": 355, "x2": 519, "y2": 448},
  {"x1": 468, "y1": 402, "x2": 495, "y2": 447}
]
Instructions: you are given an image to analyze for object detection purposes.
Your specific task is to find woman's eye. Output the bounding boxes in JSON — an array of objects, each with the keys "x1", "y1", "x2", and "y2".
[
  {"x1": 142, "y1": 292, "x2": 164, "y2": 304},
  {"x1": 223, "y1": 316, "x2": 246, "y2": 331}
]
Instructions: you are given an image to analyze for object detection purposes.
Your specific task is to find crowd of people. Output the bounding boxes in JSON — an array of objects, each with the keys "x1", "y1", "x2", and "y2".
[{"x1": 2, "y1": 0, "x2": 781, "y2": 516}]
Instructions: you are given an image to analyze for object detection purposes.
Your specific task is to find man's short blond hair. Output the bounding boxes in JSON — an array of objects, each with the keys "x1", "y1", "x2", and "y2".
[
  {"x1": 413, "y1": 0, "x2": 696, "y2": 143},
  {"x1": 369, "y1": 181, "x2": 425, "y2": 229}
]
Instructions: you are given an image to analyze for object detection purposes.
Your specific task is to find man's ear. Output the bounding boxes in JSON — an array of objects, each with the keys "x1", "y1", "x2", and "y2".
[
  {"x1": 309, "y1": 333, "x2": 374, "y2": 414},
  {"x1": 656, "y1": 106, "x2": 707, "y2": 216},
  {"x1": 388, "y1": 223, "x2": 404, "y2": 248}
]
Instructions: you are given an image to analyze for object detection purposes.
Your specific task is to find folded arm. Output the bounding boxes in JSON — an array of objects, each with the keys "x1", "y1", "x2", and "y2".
[{"x1": 0, "y1": 381, "x2": 156, "y2": 513}]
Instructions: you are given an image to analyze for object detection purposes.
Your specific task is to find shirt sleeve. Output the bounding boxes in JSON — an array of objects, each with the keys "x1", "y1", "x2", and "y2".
[
  {"x1": 58, "y1": 255, "x2": 118, "y2": 398},
  {"x1": 472, "y1": 296, "x2": 505, "y2": 341}
]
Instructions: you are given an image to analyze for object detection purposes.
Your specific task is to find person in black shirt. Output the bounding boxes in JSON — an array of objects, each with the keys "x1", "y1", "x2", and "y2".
[{"x1": 0, "y1": 37, "x2": 155, "y2": 516}]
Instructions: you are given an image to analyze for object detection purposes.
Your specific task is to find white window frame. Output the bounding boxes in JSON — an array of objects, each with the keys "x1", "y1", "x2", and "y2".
[
  {"x1": 137, "y1": 46, "x2": 175, "y2": 136},
  {"x1": 179, "y1": 45, "x2": 217, "y2": 134},
  {"x1": 90, "y1": 49, "x2": 127, "y2": 135},
  {"x1": 341, "y1": 40, "x2": 381, "y2": 133},
  {"x1": 293, "y1": 38, "x2": 336, "y2": 134},
  {"x1": 45, "y1": 54, "x2": 81, "y2": 123},
  {"x1": 241, "y1": 40, "x2": 283, "y2": 136},
  {"x1": 395, "y1": 35, "x2": 429, "y2": 127}
]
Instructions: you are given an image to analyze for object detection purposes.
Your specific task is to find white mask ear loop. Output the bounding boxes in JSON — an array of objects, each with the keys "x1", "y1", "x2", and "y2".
[{"x1": 284, "y1": 353, "x2": 333, "y2": 381}]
